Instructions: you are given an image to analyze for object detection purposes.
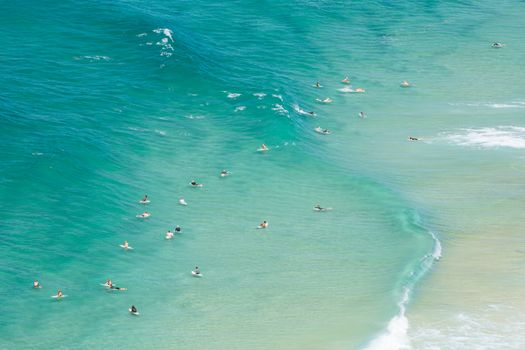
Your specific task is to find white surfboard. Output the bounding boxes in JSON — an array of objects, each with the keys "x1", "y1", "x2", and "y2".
[
  {"x1": 189, "y1": 183, "x2": 204, "y2": 187},
  {"x1": 120, "y1": 244, "x2": 133, "y2": 250},
  {"x1": 179, "y1": 199, "x2": 188, "y2": 206},
  {"x1": 139, "y1": 199, "x2": 150, "y2": 204},
  {"x1": 101, "y1": 283, "x2": 127, "y2": 291},
  {"x1": 51, "y1": 295, "x2": 67, "y2": 299},
  {"x1": 192, "y1": 271, "x2": 202, "y2": 277},
  {"x1": 315, "y1": 127, "x2": 332, "y2": 135},
  {"x1": 136, "y1": 213, "x2": 151, "y2": 218},
  {"x1": 129, "y1": 308, "x2": 140, "y2": 315}
]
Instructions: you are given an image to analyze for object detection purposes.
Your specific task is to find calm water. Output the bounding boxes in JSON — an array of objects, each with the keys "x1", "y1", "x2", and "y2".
[{"x1": 1, "y1": 1, "x2": 524, "y2": 349}]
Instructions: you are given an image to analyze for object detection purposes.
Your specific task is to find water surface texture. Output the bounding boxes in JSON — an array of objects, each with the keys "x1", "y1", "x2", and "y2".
[{"x1": 1, "y1": 1, "x2": 525, "y2": 349}]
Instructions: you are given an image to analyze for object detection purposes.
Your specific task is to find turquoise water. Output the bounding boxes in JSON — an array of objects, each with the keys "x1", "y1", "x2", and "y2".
[{"x1": 1, "y1": 1, "x2": 525, "y2": 349}]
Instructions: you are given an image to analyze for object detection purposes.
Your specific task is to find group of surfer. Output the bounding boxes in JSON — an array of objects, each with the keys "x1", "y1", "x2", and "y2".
[
  {"x1": 312, "y1": 76, "x2": 423, "y2": 140},
  {"x1": 311, "y1": 76, "x2": 384, "y2": 135},
  {"x1": 165, "y1": 225, "x2": 182, "y2": 239}
]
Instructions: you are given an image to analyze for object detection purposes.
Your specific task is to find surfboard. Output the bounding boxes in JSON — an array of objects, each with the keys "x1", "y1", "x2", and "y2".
[
  {"x1": 51, "y1": 295, "x2": 67, "y2": 299},
  {"x1": 129, "y1": 308, "x2": 140, "y2": 315},
  {"x1": 315, "y1": 127, "x2": 331, "y2": 135},
  {"x1": 139, "y1": 200, "x2": 150, "y2": 204},
  {"x1": 119, "y1": 245, "x2": 133, "y2": 250},
  {"x1": 192, "y1": 271, "x2": 202, "y2": 277}
]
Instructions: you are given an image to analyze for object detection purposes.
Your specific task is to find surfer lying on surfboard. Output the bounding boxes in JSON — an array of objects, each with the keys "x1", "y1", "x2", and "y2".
[{"x1": 104, "y1": 279, "x2": 127, "y2": 291}]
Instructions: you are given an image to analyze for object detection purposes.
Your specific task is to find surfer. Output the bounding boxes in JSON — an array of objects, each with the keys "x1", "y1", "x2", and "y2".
[
  {"x1": 175, "y1": 225, "x2": 181, "y2": 233},
  {"x1": 314, "y1": 204, "x2": 324, "y2": 211},
  {"x1": 492, "y1": 42, "x2": 503, "y2": 48},
  {"x1": 166, "y1": 230, "x2": 174, "y2": 239},
  {"x1": 123, "y1": 241, "x2": 129, "y2": 249},
  {"x1": 220, "y1": 170, "x2": 230, "y2": 177},
  {"x1": 33, "y1": 280, "x2": 40, "y2": 288},
  {"x1": 315, "y1": 81, "x2": 321, "y2": 88},
  {"x1": 194, "y1": 266, "x2": 201, "y2": 275},
  {"x1": 57, "y1": 290, "x2": 63, "y2": 298},
  {"x1": 359, "y1": 112, "x2": 365, "y2": 119},
  {"x1": 106, "y1": 279, "x2": 124, "y2": 290},
  {"x1": 258, "y1": 221, "x2": 269, "y2": 229},
  {"x1": 342, "y1": 76, "x2": 350, "y2": 84},
  {"x1": 179, "y1": 198, "x2": 187, "y2": 205},
  {"x1": 315, "y1": 127, "x2": 331, "y2": 135},
  {"x1": 141, "y1": 194, "x2": 148, "y2": 202},
  {"x1": 260, "y1": 144, "x2": 269, "y2": 151},
  {"x1": 400, "y1": 80, "x2": 411, "y2": 88},
  {"x1": 130, "y1": 305, "x2": 138, "y2": 314},
  {"x1": 355, "y1": 88, "x2": 365, "y2": 93},
  {"x1": 408, "y1": 136, "x2": 419, "y2": 141},
  {"x1": 190, "y1": 180, "x2": 202, "y2": 187}
]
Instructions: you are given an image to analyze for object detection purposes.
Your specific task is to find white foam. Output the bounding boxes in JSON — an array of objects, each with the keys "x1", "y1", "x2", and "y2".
[
  {"x1": 163, "y1": 29, "x2": 174, "y2": 42},
  {"x1": 364, "y1": 288, "x2": 411, "y2": 350},
  {"x1": 364, "y1": 230, "x2": 443, "y2": 350},
  {"x1": 226, "y1": 92, "x2": 241, "y2": 99},
  {"x1": 272, "y1": 104, "x2": 289, "y2": 115},
  {"x1": 253, "y1": 92, "x2": 267, "y2": 99},
  {"x1": 408, "y1": 309, "x2": 525, "y2": 350},
  {"x1": 185, "y1": 115, "x2": 205, "y2": 120},
  {"x1": 272, "y1": 94, "x2": 284, "y2": 102},
  {"x1": 449, "y1": 101, "x2": 525, "y2": 109},
  {"x1": 155, "y1": 129, "x2": 166, "y2": 136},
  {"x1": 428, "y1": 231, "x2": 442, "y2": 261},
  {"x1": 338, "y1": 86, "x2": 354, "y2": 93},
  {"x1": 78, "y1": 55, "x2": 111, "y2": 61},
  {"x1": 292, "y1": 104, "x2": 315, "y2": 116},
  {"x1": 151, "y1": 28, "x2": 175, "y2": 57},
  {"x1": 153, "y1": 28, "x2": 174, "y2": 42},
  {"x1": 444, "y1": 126, "x2": 525, "y2": 149},
  {"x1": 137, "y1": 33, "x2": 147, "y2": 37},
  {"x1": 234, "y1": 106, "x2": 246, "y2": 112}
]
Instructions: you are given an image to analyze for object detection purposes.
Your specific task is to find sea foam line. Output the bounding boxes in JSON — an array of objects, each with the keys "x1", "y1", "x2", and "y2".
[
  {"x1": 363, "y1": 229, "x2": 442, "y2": 350},
  {"x1": 442, "y1": 126, "x2": 525, "y2": 149}
]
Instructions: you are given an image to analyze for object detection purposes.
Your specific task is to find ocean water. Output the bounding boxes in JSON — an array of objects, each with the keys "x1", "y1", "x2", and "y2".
[{"x1": 1, "y1": 0, "x2": 524, "y2": 349}]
